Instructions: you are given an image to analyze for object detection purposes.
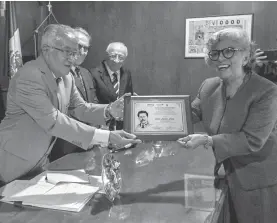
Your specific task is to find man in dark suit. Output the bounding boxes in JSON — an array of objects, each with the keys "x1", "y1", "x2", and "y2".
[
  {"x1": 69, "y1": 27, "x2": 98, "y2": 104},
  {"x1": 90, "y1": 42, "x2": 135, "y2": 130}
]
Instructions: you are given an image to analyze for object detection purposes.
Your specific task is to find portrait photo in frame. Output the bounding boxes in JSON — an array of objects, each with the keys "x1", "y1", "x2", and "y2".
[
  {"x1": 123, "y1": 95, "x2": 194, "y2": 141},
  {"x1": 185, "y1": 13, "x2": 253, "y2": 58}
]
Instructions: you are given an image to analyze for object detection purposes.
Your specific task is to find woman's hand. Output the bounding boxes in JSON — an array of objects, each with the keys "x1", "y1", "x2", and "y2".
[{"x1": 177, "y1": 134, "x2": 207, "y2": 150}]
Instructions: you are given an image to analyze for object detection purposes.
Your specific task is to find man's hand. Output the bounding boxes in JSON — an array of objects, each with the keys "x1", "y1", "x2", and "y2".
[
  {"x1": 108, "y1": 93, "x2": 131, "y2": 121},
  {"x1": 109, "y1": 130, "x2": 142, "y2": 150},
  {"x1": 254, "y1": 49, "x2": 268, "y2": 67}
]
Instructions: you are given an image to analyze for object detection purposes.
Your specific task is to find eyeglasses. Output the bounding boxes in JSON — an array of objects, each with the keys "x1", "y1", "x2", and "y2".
[
  {"x1": 78, "y1": 44, "x2": 90, "y2": 54},
  {"x1": 49, "y1": 46, "x2": 78, "y2": 58},
  {"x1": 208, "y1": 47, "x2": 245, "y2": 61},
  {"x1": 108, "y1": 54, "x2": 126, "y2": 62}
]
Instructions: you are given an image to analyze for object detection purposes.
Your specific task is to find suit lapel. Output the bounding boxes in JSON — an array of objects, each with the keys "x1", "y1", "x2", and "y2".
[
  {"x1": 80, "y1": 68, "x2": 93, "y2": 102},
  {"x1": 119, "y1": 68, "x2": 127, "y2": 97},
  {"x1": 70, "y1": 69, "x2": 87, "y2": 101},
  {"x1": 37, "y1": 56, "x2": 59, "y2": 109},
  {"x1": 99, "y1": 62, "x2": 117, "y2": 99},
  {"x1": 208, "y1": 80, "x2": 226, "y2": 134}
]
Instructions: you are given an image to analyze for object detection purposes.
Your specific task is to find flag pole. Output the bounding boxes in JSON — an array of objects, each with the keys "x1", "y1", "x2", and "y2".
[{"x1": 34, "y1": 1, "x2": 59, "y2": 58}]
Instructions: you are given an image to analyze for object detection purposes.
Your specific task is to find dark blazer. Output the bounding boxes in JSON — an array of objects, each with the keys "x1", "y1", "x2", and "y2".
[
  {"x1": 90, "y1": 61, "x2": 134, "y2": 104},
  {"x1": 72, "y1": 66, "x2": 98, "y2": 103},
  {"x1": 254, "y1": 62, "x2": 277, "y2": 83},
  {"x1": 191, "y1": 73, "x2": 277, "y2": 190}
]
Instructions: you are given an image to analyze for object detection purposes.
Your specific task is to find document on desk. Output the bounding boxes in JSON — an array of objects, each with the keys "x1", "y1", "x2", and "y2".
[
  {"x1": 0, "y1": 180, "x2": 55, "y2": 200},
  {"x1": 23, "y1": 183, "x2": 99, "y2": 212},
  {"x1": 45, "y1": 169, "x2": 102, "y2": 187},
  {"x1": 0, "y1": 179, "x2": 99, "y2": 212}
]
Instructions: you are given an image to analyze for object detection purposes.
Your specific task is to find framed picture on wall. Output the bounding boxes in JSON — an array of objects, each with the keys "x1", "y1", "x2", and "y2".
[
  {"x1": 123, "y1": 95, "x2": 194, "y2": 141},
  {"x1": 184, "y1": 14, "x2": 254, "y2": 58}
]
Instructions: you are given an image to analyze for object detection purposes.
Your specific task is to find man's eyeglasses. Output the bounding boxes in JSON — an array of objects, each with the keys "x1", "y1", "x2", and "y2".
[
  {"x1": 49, "y1": 46, "x2": 78, "y2": 58},
  {"x1": 78, "y1": 44, "x2": 90, "y2": 54},
  {"x1": 208, "y1": 47, "x2": 245, "y2": 61},
  {"x1": 108, "y1": 54, "x2": 126, "y2": 62}
]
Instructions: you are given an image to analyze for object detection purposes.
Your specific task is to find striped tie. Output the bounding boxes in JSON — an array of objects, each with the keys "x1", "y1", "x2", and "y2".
[{"x1": 112, "y1": 72, "x2": 119, "y2": 98}]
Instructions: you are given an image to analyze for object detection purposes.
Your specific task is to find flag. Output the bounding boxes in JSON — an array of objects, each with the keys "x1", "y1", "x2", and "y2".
[{"x1": 8, "y1": 1, "x2": 23, "y2": 78}]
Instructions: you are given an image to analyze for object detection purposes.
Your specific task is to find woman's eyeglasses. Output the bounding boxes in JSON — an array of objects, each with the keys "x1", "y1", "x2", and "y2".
[{"x1": 208, "y1": 47, "x2": 244, "y2": 61}]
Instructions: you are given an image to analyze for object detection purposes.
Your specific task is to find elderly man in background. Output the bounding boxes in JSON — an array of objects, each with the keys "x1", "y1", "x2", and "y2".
[
  {"x1": 50, "y1": 27, "x2": 99, "y2": 161},
  {"x1": 0, "y1": 24, "x2": 140, "y2": 184},
  {"x1": 90, "y1": 42, "x2": 135, "y2": 130}
]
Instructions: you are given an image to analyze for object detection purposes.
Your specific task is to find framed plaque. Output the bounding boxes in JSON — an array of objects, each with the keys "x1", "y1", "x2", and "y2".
[
  {"x1": 123, "y1": 95, "x2": 194, "y2": 141},
  {"x1": 184, "y1": 173, "x2": 216, "y2": 212}
]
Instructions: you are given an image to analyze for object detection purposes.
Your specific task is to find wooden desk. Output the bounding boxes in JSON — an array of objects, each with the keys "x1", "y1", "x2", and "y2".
[{"x1": 0, "y1": 142, "x2": 227, "y2": 223}]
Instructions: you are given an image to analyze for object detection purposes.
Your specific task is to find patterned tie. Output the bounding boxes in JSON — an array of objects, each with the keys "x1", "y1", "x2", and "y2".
[{"x1": 112, "y1": 72, "x2": 119, "y2": 98}]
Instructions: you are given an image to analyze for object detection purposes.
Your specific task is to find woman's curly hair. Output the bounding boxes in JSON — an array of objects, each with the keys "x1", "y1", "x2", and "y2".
[{"x1": 204, "y1": 27, "x2": 257, "y2": 73}]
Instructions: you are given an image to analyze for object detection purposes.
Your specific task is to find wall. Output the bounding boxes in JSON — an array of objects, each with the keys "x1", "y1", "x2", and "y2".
[
  {"x1": 0, "y1": 1, "x2": 48, "y2": 115},
  {"x1": 52, "y1": 1, "x2": 277, "y2": 97}
]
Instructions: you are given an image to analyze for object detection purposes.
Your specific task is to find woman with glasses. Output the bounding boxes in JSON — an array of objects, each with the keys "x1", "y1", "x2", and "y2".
[{"x1": 178, "y1": 28, "x2": 277, "y2": 223}]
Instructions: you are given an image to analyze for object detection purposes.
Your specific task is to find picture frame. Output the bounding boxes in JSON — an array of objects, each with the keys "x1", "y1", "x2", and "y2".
[
  {"x1": 123, "y1": 95, "x2": 194, "y2": 141},
  {"x1": 185, "y1": 13, "x2": 254, "y2": 58},
  {"x1": 184, "y1": 173, "x2": 216, "y2": 212}
]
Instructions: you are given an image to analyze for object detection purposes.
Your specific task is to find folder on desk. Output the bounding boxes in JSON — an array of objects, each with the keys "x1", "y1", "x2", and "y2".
[
  {"x1": 0, "y1": 172, "x2": 100, "y2": 212},
  {"x1": 45, "y1": 169, "x2": 102, "y2": 187}
]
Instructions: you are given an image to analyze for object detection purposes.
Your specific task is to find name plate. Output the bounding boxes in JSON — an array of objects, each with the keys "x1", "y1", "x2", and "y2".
[{"x1": 123, "y1": 95, "x2": 194, "y2": 141}]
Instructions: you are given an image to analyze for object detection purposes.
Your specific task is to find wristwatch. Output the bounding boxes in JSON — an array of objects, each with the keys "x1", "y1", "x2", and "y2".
[
  {"x1": 104, "y1": 103, "x2": 113, "y2": 119},
  {"x1": 203, "y1": 135, "x2": 213, "y2": 149}
]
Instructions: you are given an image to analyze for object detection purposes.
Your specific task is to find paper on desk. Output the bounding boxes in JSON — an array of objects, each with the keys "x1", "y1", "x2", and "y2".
[
  {"x1": 0, "y1": 180, "x2": 55, "y2": 201},
  {"x1": 0, "y1": 180, "x2": 100, "y2": 212},
  {"x1": 45, "y1": 169, "x2": 102, "y2": 187},
  {"x1": 23, "y1": 183, "x2": 99, "y2": 212}
]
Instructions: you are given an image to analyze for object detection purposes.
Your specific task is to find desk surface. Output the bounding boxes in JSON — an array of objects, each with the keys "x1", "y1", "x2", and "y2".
[{"x1": 0, "y1": 141, "x2": 225, "y2": 223}]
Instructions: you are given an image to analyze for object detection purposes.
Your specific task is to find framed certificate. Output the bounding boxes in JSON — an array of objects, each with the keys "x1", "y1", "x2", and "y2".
[
  {"x1": 123, "y1": 95, "x2": 194, "y2": 141},
  {"x1": 184, "y1": 173, "x2": 216, "y2": 212}
]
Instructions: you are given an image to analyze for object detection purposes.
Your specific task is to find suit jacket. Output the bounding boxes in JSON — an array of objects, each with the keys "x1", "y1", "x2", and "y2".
[
  {"x1": 89, "y1": 61, "x2": 133, "y2": 130},
  {"x1": 50, "y1": 66, "x2": 99, "y2": 160},
  {"x1": 0, "y1": 56, "x2": 107, "y2": 183},
  {"x1": 90, "y1": 61, "x2": 133, "y2": 104},
  {"x1": 254, "y1": 62, "x2": 277, "y2": 83},
  {"x1": 191, "y1": 73, "x2": 277, "y2": 190},
  {"x1": 71, "y1": 66, "x2": 98, "y2": 103}
]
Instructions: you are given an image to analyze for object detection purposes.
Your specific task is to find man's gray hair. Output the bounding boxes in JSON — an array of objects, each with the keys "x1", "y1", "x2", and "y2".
[
  {"x1": 41, "y1": 24, "x2": 77, "y2": 49},
  {"x1": 106, "y1": 42, "x2": 128, "y2": 57},
  {"x1": 74, "y1": 27, "x2": 91, "y2": 45}
]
